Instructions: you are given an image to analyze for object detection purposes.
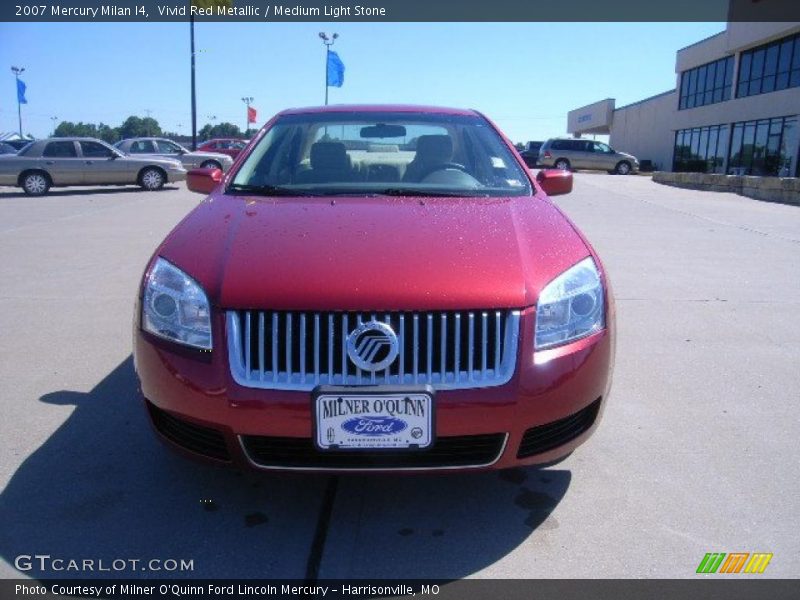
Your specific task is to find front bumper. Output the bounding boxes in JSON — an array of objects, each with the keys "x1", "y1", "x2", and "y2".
[
  {"x1": 166, "y1": 168, "x2": 187, "y2": 183},
  {"x1": 134, "y1": 306, "x2": 614, "y2": 472}
]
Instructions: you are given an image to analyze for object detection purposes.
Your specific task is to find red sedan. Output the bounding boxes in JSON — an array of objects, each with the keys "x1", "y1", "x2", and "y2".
[
  {"x1": 196, "y1": 138, "x2": 247, "y2": 159},
  {"x1": 134, "y1": 105, "x2": 615, "y2": 473}
]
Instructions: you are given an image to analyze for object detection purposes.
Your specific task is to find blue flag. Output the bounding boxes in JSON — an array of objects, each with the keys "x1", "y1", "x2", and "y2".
[
  {"x1": 17, "y1": 78, "x2": 27, "y2": 104},
  {"x1": 326, "y1": 51, "x2": 345, "y2": 88}
]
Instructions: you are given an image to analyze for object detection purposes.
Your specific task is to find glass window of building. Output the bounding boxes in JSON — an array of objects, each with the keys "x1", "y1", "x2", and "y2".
[
  {"x1": 727, "y1": 116, "x2": 798, "y2": 176},
  {"x1": 673, "y1": 124, "x2": 729, "y2": 173},
  {"x1": 679, "y1": 56, "x2": 733, "y2": 110},
  {"x1": 737, "y1": 32, "x2": 800, "y2": 98}
]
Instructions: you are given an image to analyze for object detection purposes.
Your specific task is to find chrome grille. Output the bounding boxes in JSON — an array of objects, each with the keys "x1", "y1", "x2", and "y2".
[{"x1": 227, "y1": 309, "x2": 520, "y2": 391}]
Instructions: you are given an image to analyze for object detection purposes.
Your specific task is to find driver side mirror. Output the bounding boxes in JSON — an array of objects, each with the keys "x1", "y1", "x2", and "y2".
[
  {"x1": 536, "y1": 169, "x2": 573, "y2": 196},
  {"x1": 187, "y1": 167, "x2": 223, "y2": 194}
]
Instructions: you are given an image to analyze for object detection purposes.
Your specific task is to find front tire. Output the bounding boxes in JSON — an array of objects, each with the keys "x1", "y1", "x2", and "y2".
[
  {"x1": 554, "y1": 158, "x2": 570, "y2": 171},
  {"x1": 21, "y1": 171, "x2": 51, "y2": 196},
  {"x1": 615, "y1": 161, "x2": 632, "y2": 175},
  {"x1": 139, "y1": 167, "x2": 165, "y2": 191},
  {"x1": 200, "y1": 160, "x2": 222, "y2": 170}
]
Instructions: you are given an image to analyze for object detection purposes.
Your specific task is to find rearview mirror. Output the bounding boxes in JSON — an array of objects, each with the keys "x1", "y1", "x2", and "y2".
[
  {"x1": 187, "y1": 167, "x2": 223, "y2": 194},
  {"x1": 360, "y1": 123, "x2": 406, "y2": 139},
  {"x1": 536, "y1": 169, "x2": 573, "y2": 196}
]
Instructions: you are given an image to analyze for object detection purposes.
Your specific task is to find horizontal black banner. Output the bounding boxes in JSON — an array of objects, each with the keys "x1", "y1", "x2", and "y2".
[
  {"x1": 2, "y1": 580, "x2": 800, "y2": 600},
  {"x1": 3, "y1": 0, "x2": 800, "y2": 22}
]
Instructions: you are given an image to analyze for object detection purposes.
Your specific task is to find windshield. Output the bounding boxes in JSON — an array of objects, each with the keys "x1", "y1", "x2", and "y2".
[{"x1": 230, "y1": 111, "x2": 532, "y2": 197}]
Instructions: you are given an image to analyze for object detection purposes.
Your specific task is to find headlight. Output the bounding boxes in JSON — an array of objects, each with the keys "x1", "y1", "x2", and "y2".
[
  {"x1": 535, "y1": 257, "x2": 605, "y2": 350},
  {"x1": 141, "y1": 257, "x2": 212, "y2": 350}
]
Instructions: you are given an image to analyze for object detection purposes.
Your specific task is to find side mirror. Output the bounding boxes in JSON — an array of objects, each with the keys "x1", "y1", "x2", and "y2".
[
  {"x1": 187, "y1": 167, "x2": 223, "y2": 194},
  {"x1": 536, "y1": 169, "x2": 573, "y2": 196}
]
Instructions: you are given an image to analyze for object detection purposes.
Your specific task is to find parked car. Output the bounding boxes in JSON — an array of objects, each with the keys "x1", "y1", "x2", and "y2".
[
  {"x1": 134, "y1": 105, "x2": 614, "y2": 473},
  {"x1": 2, "y1": 139, "x2": 33, "y2": 152},
  {"x1": 0, "y1": 142, "x2": 18, "y2": 155},
  {"x1": 539, "y1": 138, "x2": 639, "y2": 175},
  {"x1": 0, "y1": 137, "x2": 186, "y2": 196},
  {"x1": 519, "y1": 141, "x2": 543, "y2": 168},
  {"x1": 196, "y1": 138, "x2": 247, "y2": 159},
  {"x1": 115, "y1": 137, "x2": 233, "y2": 172}
]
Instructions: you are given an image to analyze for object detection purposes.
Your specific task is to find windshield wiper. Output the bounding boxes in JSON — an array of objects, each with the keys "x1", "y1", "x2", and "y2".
[
  {"x1": 380, "y1": 188, "x2": 489, "y2": 197},
  {"x1": 227, "y1": 184, "x2": 319, "y2": 196}
]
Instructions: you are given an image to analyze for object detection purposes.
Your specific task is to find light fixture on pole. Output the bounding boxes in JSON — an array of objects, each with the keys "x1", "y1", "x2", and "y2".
[
  {"x1": 241, "y1": 97, "x2": 254, "y2": 136},
  {"x1": 11, "y1": 66, "x2": 25, "y2": 138},
  {"x1": 318, "y1": 32, "x2": 338, "y2": 105}
]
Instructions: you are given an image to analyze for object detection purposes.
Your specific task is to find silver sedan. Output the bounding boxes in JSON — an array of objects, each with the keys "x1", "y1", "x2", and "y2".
[
  {"x1": 0, "y1": 137, "x2": 187, "y2": 196},
  {"x1": 115, "y1": 137, "x2": 233, "y2": 172}
]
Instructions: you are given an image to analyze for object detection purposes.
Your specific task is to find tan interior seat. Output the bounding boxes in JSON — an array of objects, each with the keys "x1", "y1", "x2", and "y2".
[
  {"x1": 403, "y1": 135, "x2": 454, "y2": 182},
  {"x1": 295, "y1": 142, "x2": 355, "y2": 184}
]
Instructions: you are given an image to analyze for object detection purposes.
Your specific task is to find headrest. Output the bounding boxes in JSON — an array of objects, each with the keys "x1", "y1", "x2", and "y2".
[
  {"x1": 415, "y1": 135, "x2": 453, "y2": 163},
  {"x1": 310, "y1": 142, "x2": 350, "y2": 170}
]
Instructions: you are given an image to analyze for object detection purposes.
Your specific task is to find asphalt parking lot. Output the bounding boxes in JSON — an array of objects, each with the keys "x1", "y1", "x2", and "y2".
[{"x1": 0, "y1": 174, "x2": 798, "y2": 580}]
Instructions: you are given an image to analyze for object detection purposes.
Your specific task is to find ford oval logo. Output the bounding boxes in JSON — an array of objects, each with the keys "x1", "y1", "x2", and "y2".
[
  {"x1": 341, "y1": 416, "x2": 408, "y2": 436},
  {"x1": 346, "y1": 320, "x2": 399, "y2": 372}
]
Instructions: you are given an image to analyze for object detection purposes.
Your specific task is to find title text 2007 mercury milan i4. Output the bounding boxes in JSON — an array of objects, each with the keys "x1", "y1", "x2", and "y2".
[{"x1": 133, "y1": 105, "x2": 615, "y2": 472}]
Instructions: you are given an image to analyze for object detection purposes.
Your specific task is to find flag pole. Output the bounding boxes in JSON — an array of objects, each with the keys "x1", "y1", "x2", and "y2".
[
  {"x1": 16, "y1": 73, "x2": 22, "y2": 138},
  {"x1": 242, "y1": 97, "x2": 253, "y2": 137},
  {"x1": 319, "y1": 32, "x2": 338, "y2": 106},
  {"x1": 325, "y1": 47, "x2": 329, "y2": 106},
  {"x1": 11, "y1": 66, "x2": 25, "y2": 138}
]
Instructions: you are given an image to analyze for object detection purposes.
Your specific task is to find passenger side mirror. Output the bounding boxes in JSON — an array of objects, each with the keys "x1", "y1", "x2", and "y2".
[
  {"x1": 187, "y1": 167, "x2": 223, "y2": 194},
  {"x1": 536, "y1": 169, "x2": 573, "y2": 196}
]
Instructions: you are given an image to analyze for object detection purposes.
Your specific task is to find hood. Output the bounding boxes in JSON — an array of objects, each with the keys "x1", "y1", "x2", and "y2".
[
  {"x1": 158, "y1": 194, "x2": 590, "y2": 311},
  {"x1": 123, "y1": 155, "x2": 183, "y2": 168},
  {"x1": 189, "y1": 151, "x2": 232, "y2": 162}
]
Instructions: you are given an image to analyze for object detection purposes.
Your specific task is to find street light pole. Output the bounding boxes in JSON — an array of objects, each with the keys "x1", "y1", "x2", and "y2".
[
  {"x1": 241, "y1": 97, "x2": 253, "y2": 137},
  {"x1": 11, "y1": 66, "x2": 25, "y2": 138},
  {"x1": 144, "y1": 109, "x2": 153, "y2": 135},
  {"x1": 190, "y1": 15, "x2": 197, "y2": 150},
  {"x1": 318, "y1": 32, "x2": 338, "y2": 105},
  {"x1": 50, "y1": 116, "x2": 58, "y2": 137}
]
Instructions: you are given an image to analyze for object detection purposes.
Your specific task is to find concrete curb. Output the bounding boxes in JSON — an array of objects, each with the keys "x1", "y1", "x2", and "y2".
[{"x1": 652, "y1": 171, "x2": 800, "y2": 206}]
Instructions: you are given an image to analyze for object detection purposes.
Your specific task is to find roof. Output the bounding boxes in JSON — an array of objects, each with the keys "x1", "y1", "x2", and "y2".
[
  {"x1": 118, "y1": 137, "x2": 171, "y2": 141},
  {"x1": 279, "y1": 104, "x2": 479, "y2": 116},
  {"x1": 614, "y1": 90, "x2": 675, "y2": 112},
  {"x1": 36, "y1": 136, "x2": 107, "y2": 141},
  {"x1": 0, "y1": 132, "x2": 35, "y2": 141},
  {"x1": 676, "y1": 30, "x2": 726, "y2": 54}
]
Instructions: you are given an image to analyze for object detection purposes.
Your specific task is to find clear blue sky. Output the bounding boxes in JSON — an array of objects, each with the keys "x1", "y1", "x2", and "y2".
[{"x1": 0, "y1": 21, "x2": 724, "y2": 142}]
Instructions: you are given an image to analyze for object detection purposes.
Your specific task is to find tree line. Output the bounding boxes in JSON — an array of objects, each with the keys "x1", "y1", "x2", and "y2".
[{"x1": 53, "y1": 116, "x2": 257, "y2": 143}]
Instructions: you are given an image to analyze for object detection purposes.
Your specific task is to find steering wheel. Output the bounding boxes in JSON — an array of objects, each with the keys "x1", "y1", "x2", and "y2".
[{"x1": 417, "y1": 162, "x2": 470, "y2": 181}]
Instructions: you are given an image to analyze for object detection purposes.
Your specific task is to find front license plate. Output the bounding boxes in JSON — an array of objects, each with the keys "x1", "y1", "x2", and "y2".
[{"x1": 314, "y1": 390, "x2": 434, "y2": 450}]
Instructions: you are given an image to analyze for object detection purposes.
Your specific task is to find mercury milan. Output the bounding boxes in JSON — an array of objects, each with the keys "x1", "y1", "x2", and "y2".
[{"x1": 133, "y1": 105, "x2": 615, "y2": 472}]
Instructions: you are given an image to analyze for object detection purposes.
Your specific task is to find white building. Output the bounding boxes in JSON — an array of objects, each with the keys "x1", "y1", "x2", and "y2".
[{"x1": 568, "y1": 20, "x2": 800, "y2": 177}]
